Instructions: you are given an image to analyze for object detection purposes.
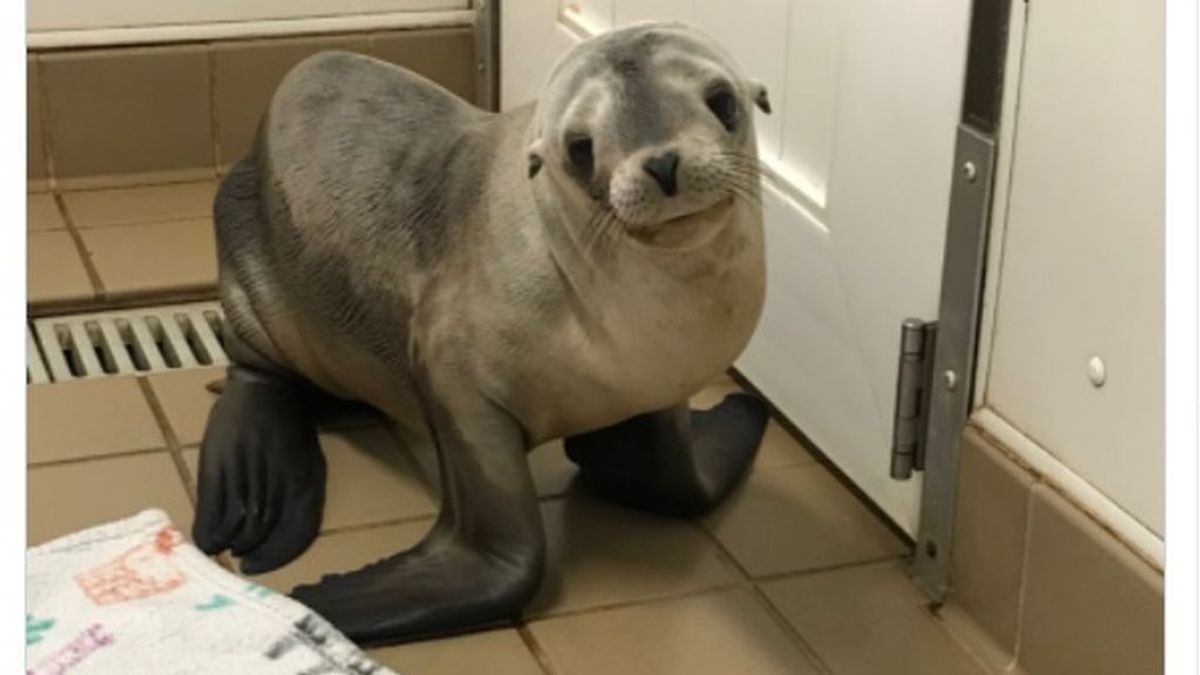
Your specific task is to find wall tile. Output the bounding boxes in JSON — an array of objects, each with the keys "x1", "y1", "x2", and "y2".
[
  {"x1": 1018, "y1": 485, "x2": 1163, "y2": 675},
  {"x1": 213, "y1": 34, "x2": 369, "y2": 167},
  {"x1": 28, "y1": 55, "x2": 47, "y2": 184},
  {"x1": 41, "y1": 45, "x2": 214, "y2": 185},
  {"x1": 369, "y1": 28, "x2": 476, "y2": 103},
  {"x1": 950, "y1": 426, "x2": 1034, "y2": 654}
]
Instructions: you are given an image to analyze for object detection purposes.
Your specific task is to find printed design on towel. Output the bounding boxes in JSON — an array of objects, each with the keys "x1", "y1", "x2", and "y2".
[
  {"x1": 195, "y1": 594, "x2": 234, "y2": 611},
  {"x1": 27, "y1": 623, "x2": 113, "y2": 675},
  {"x1": 26, "y1": 614, "x2": 55, "y2": 645},
  {"x1": 264, "y1": 613, "x2": 383, "y2": 675},
  {"x1": 246, "y1": 582, "x2": 274, "y2": 599},
  {"x1": 75, "y1": 526, "x2": 187, "y2": 606}
]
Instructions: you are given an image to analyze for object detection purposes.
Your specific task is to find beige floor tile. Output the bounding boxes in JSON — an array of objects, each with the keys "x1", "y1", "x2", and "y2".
[
  {"x1": 180, "y1": 426, "x2": 437, "y2": 531},
  {"x1": 27, "y1": 231, "x2": 94, "y2": 305},
  {"x1": 1017, "y1": 486, "x2": 1163, "y2": 675},
  {"x1": 369, "y1": 28, "x2": 476, "y2": 103},
  {"x1": 146, "y1": 367, "x2": 224, "y2": 446},
  {"x1": 703, "y1": 464, "x2": 907, "y2": 577},
  {"x1": 40, "y1": 45, "x2": 214, "y2": 183},
  {"x1": 63, "y1": 181, "x2": 218, "y2": 228},
  {"x1": 763, "y1": 561, "x2": 985, "y2": 675},
  {"x1": 369, "y1": 628, "x2": 543, "y2": 675},
  {"x1": 80, "y1": 218, "x2": 217, "y2": 298},
  {"x1": 319, "y1": 426, "x2": 437, "y2": 530},
  {"x1": 950, "y1": 426, "x2": 1034, "y2": 654},
  {"x1": 528, "y1": 497, "x2": 737, "y2": 617},
  {"x1": 27, "y1": 193, "x2": 65, "y2": 231},
  {"x1": 28, "y1": 453, "x2": 193, "y2": 546},
  {"x1": 213, "y1": 34, "x2": 370, "y2": 166},
  {"x1": 28, "y1": 377, "x2": 166, "y2": 464},
  {"x1": 254, "y1": 520, "x2": 433, "y2": 593},
  {"x1": 529, "y1": 589, "x2": 819, "y2": 675},
  {"x1": 754, "y1": 420, "x2": 817, "y2": 471}
]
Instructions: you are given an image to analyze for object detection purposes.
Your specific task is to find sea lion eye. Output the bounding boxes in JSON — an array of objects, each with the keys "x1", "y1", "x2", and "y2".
[
  {"x1": 705, "y1": 88, "x2": 738, "y2": 132},
  {"x1": 566, "y1": 136, "x2": 594, "y2": 176}
]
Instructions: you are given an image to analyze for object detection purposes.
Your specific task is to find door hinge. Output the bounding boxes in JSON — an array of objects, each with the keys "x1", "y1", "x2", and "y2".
[{"x1": 890, "y1": 318, "x2": 938, "y2": 480}]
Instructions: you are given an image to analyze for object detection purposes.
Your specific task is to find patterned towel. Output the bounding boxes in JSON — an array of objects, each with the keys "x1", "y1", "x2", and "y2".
[{"x1": 26, "y1": 509, "x2": 398, "y2": 675}]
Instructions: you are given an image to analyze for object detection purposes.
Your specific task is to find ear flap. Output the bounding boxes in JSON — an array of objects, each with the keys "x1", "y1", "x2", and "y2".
[
  {"x1": 527, "y1": 138, "x2": 546, "y2": 179},
  {"x1": 748, "y1": 80, "x2": 772, "y2": 115}
]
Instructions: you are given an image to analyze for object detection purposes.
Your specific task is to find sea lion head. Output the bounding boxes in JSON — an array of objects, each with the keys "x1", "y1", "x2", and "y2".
[{"x1": 528, "y1": 22, "x2": 771, "y2": 238}]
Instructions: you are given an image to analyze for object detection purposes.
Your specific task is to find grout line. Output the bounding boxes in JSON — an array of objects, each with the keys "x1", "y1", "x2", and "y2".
[
  {"x1": 514, "y1": 623, "x2": 560, "y2": 675},
  {"x1": 136, "y1": 376, "x2": 199, "y2": 508},
  {"x1": 206, "y1": 43, "x2": 222, "y2": 173},
  {"x1": 741, "y1": 553, "x2": 912, "y2": 585},
  {"x1": 31, "y1": 53, "x2": 59, "y2": 190},
  {"x1": 525, "y1": 583, "x2": 745, "y2": 624},
  {"x1": 28, "y1": 287, "x2": 221, "y2": 320},
  {"x1": 28, "y1": 445, "x2": 171, "y2": 469},
  {"x1": 1007, "y1": 480, "x2": 1038, "y2": 671},
  {"x1": 746, "y1": 584, "x2": 837, "y2": 675},
  {"x1": 52, "y1": 192, "x2": 106, "y2": 299},
  {"x1": 61, "y1": 176, "x2": 219, "y2": 194},
  {"x1": 67, "y1": 214, "x2": 216, "y2": 232},
  {"x1": 695, "y1": 521, "x2": 836, "y2": 675},
  {"x1": 316, "y1": 514, "x2": 437, "y2": 537}
]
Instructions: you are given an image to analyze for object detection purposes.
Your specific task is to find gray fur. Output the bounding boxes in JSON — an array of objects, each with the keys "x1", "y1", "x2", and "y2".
[{"x1": 217, "y1": 21, "x2": 769, "y2": 445}]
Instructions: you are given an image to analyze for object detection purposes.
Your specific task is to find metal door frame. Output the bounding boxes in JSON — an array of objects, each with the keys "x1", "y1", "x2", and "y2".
[{"x1": 910, "y1": 0, "x2": 1017, "y2": 601}]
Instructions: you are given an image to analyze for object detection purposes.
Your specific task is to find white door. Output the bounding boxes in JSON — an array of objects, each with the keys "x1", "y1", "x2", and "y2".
[{"x1": 501, "y1": 0, "x2": 972, "y2": 535}]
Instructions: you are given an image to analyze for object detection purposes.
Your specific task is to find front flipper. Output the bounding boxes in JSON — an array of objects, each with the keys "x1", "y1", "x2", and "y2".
[
  {"x1": 564, "y1": 393, "x2": 769, "y2": 517},
  {"x1": 291, "y1": 376, "x2": 544, "y2": 646},
  {"x1": 193, "y1": 366, "x2": 326, "y2": 574}
]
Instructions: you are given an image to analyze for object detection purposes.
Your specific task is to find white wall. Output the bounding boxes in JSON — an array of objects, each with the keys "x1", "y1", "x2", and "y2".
[
  {"x1": 981, "y1": 0, "x2": 1164, "y2": 539},
  {"x1": 27, "y1": 0, "x2": 470, "y2": 47}
]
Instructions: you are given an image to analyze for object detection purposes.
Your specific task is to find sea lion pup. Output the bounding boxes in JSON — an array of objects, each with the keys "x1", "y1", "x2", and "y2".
[{"x1": 195, "y1": 20, "x2": 773, "y2": 644}]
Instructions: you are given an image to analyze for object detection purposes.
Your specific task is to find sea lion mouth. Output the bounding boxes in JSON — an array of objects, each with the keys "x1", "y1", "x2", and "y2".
[{"x1": 625, "y1": 195, "x2": 736, "y2": 247}]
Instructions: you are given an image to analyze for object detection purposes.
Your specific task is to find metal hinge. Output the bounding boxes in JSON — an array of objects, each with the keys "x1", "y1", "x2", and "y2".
[{"x1": 890, "y1": 318, "x2": 938, "y2": 480}]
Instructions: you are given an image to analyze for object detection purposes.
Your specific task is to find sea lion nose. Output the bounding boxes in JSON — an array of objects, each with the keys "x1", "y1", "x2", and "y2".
[{"x1": 642, "y1": 151, "x2": 680, "y2": 197}]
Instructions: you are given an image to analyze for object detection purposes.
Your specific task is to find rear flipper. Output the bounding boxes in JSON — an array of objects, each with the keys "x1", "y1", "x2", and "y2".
[
  {"x1": 193, "y1": 365, "x2": 327, "y2": 574},
  {"x1": 564, "y1": 393, "x2": 769, "y2": 517}
]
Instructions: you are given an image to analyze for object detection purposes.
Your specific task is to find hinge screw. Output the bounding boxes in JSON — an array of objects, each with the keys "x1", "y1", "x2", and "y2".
[
  {"x1": 961, "y1": 161, "x2": 977, "y2": 183},
  {"x1": 942, "y1": 369, "x2": 958, "y2": 391}
]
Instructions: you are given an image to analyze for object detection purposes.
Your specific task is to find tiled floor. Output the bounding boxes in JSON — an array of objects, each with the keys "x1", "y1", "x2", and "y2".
[
  {"x1": 27, "y1": 368, "x2": 995, "y2": 674},
  {"x1": 26, "y1": 181, "x2": 993, "y2": 674},
  {"x1": 27, "y1": 180, "x2": 219, "y2": 310}
]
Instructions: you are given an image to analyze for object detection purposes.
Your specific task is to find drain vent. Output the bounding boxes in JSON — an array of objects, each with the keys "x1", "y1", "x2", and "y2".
[
  {"x1": 27, "y1": 326, "x2": 50, "y2": 384},
  {"x1": 30, "y1": 301, "x2": 228, "y2": 382}
]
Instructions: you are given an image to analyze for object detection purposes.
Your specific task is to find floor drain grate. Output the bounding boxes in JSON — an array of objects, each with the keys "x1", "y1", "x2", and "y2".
[
  {"x1": 30, "y1": 301, "x2": 228, "y2": 382},
  {"x1": 27, "y1": 326, "x2": 50, "y2": 384}
]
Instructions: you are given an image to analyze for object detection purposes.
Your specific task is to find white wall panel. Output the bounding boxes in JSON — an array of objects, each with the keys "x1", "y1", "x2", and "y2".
[
  {"x1": 986, "y1": 0, "x2": 1164, "y2": 534},
  {"x1": 504, "y1": 0, "x2": 577, "y2": 110},
  {"x1": 563, "y1": 0, "x2": 614, "y2": 33},
  {"x1": 614, "y1": 0, "x2": 694, "y2": 26},
  {"x1": 737, "y1": 183, "x2": 923, "y2": 534},
  {"x1": 777, "y1": 0, "x2": 840, "y2": 201}
]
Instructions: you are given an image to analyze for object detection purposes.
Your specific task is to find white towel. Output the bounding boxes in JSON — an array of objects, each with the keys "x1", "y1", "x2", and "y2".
[{"x1": 26, "y1": 509, "x2": 399, "y2": 675}]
